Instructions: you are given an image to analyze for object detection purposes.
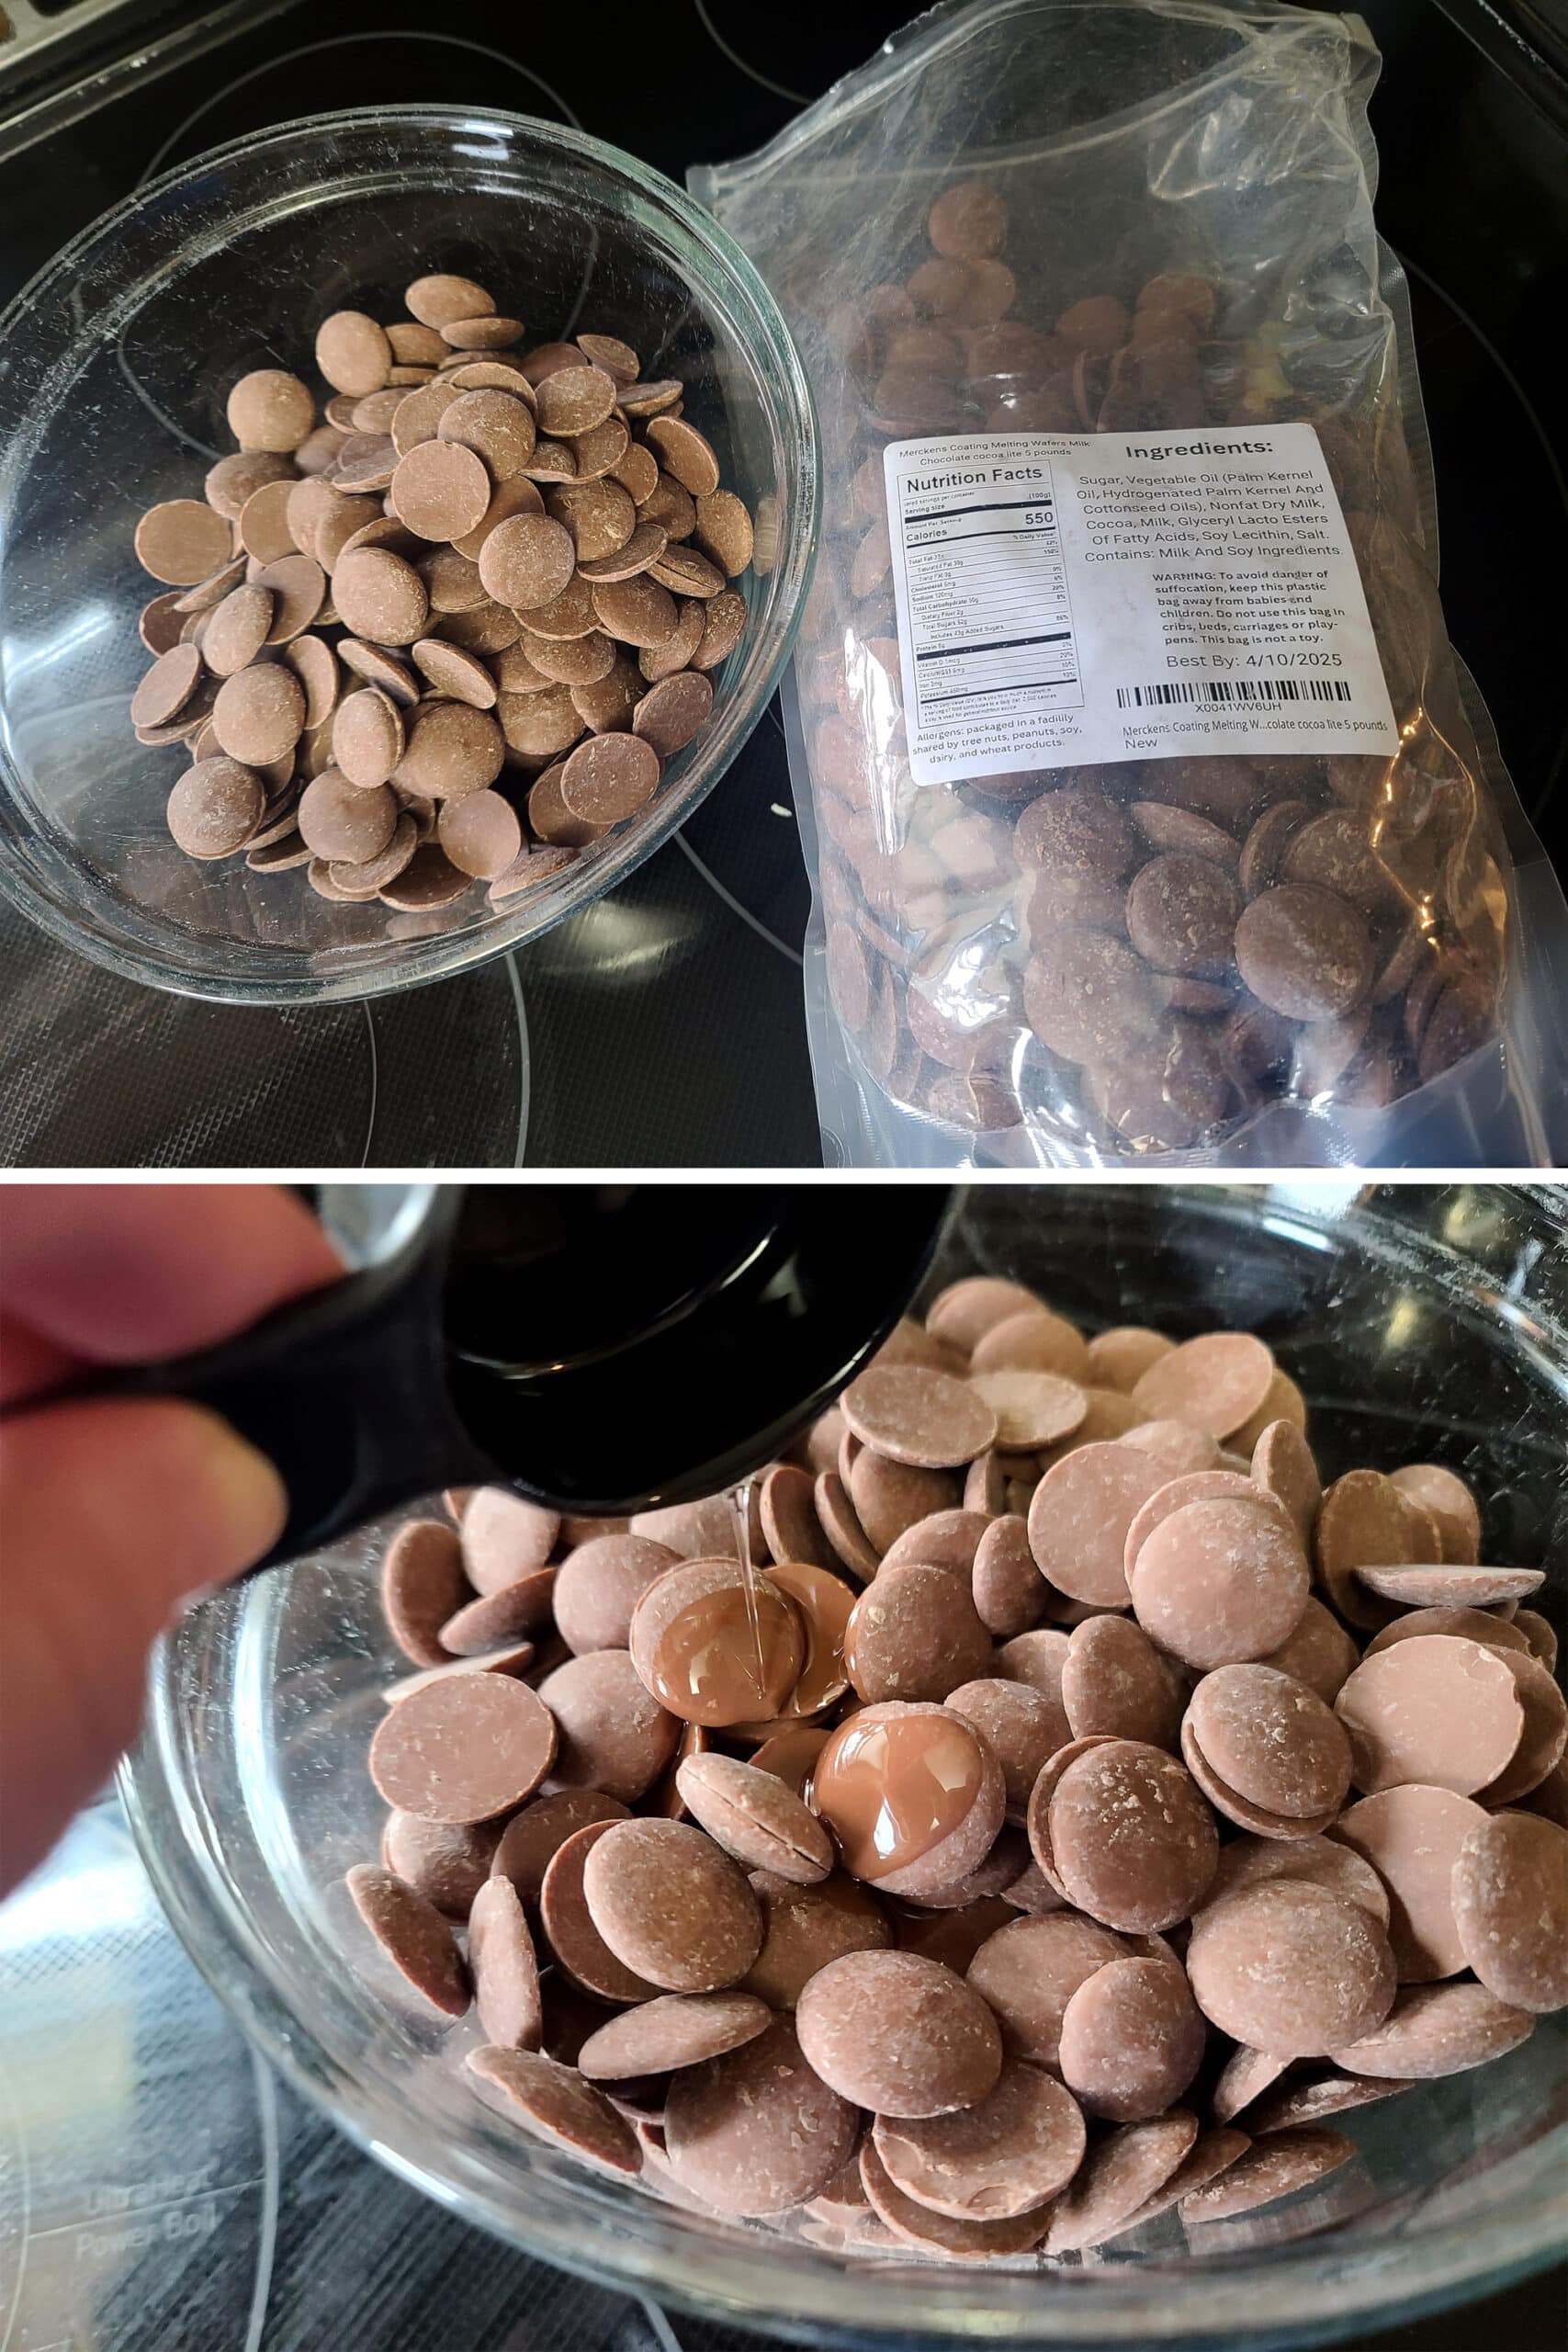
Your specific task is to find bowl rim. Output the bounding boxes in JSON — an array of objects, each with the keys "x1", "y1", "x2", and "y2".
[{"x1": 0, "y1": 101, "x2": 819, "y2": 1005}]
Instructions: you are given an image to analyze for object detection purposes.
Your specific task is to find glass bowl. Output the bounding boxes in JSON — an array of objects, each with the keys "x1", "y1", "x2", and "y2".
[
  {"x1": 120, "y1": 1183, "x2": 1567, "y2": 2346},
  {"x1": 0, "y1": 107, "x2": 818, "y2": 1004}
]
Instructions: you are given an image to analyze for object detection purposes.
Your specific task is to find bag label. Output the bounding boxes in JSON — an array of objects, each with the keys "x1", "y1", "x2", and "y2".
[{"x1": 882, "y1": 424, "x2": 1400, "y2": 786}]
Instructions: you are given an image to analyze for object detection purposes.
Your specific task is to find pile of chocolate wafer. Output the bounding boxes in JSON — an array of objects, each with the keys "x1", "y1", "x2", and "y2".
[
  {"x1": 345, "y1": 1273, "x2": 1565, "y2": 2261},
  {"x1": 808, "y1": 176, "x2": 1501, "y2": 1143},
  {"x1": 131, "y1": 272, "x2": 754, "y2": 915}
]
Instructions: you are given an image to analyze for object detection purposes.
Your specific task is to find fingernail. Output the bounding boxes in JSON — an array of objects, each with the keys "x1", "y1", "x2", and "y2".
[{"x1": 185, "y1": 1406, "x2": 289, "y2": 1565}]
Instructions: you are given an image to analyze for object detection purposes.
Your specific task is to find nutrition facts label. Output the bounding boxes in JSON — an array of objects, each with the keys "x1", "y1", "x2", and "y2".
[
  {"x1": 883, "y1": 425, "x2": 1399, "y2": 786},
  {"x1": 887, "y1": 463, "x2": 1082, "y2": 721}
]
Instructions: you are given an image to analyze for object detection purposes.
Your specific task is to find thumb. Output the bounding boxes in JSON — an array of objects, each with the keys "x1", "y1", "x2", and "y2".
[{"x1": 0, "y1": 1396, "x2": 287, "y2": 1895}]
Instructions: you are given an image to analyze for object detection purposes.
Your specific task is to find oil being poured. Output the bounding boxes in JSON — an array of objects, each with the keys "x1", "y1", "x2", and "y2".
[
  {"x1": 729, "y1": 1476, "x2": 768, "y2": 1705},
  {"x1": 646, "y1": 1479, "x2": 798, "y2": 1724}
]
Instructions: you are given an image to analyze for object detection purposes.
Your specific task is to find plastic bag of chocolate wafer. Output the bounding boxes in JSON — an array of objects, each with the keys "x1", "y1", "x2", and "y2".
[{"x1": 694, "y1": 0, "x2": 1568, "y2": 1166}]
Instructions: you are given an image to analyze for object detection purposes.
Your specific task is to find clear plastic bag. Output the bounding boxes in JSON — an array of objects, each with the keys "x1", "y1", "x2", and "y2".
[{"x1": 693, "y1": 0, "x2": 1568, "y2": 1166}]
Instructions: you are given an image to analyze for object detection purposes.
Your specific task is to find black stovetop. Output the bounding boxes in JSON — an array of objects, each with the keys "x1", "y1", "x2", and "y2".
[{"x1": 0, "y1": 0, "x2": 1562, "y2": 1167}]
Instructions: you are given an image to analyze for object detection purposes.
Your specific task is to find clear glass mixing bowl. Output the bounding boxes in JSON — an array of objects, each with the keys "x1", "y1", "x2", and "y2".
[
  {"x1": 0, "y1": 107, "x2": 818, "y2": 1004},
  {"x1": 121, "y1": 1183, "x2": 1567, "y2": 2346}
]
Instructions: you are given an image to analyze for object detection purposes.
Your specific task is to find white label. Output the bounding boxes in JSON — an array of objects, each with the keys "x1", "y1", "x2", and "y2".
[{"x1": 883, "y1": 424, "x2": 1400, "y2": 786}]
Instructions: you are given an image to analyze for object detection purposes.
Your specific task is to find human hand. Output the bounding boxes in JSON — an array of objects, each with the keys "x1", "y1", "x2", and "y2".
[{"x1": 0, "y1": 1184, "x2": 342, "y2": 1896}]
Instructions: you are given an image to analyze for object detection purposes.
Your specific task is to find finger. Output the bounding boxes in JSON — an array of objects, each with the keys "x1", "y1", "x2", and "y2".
[
  {"x1": 0, "y1": 1396, "x2": 287, "y2": 1895},
  {"x1": 0, "y1": 1316, "x2": 76, "y2": 1407},
  {"x1": 1, "y1": 1183, "x2": 342, "y2": 1371}
]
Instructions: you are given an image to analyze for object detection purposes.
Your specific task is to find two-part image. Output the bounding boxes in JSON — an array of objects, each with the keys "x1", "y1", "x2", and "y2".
[{"x1": 0, "y1": 4, "x2": 1563, "y2": 2351}]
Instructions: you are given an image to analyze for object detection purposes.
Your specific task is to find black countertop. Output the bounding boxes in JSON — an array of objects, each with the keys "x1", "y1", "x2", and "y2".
[{"x1": 0, "y1": 0, "x2": 1562, "y2": 1166}]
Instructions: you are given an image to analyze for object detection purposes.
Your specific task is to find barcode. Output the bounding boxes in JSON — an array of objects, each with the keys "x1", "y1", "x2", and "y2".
[{"x1": 1115, "y1": 678, "x2": 1354, "y2": 709}]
